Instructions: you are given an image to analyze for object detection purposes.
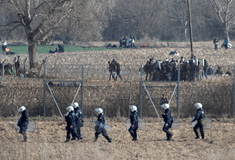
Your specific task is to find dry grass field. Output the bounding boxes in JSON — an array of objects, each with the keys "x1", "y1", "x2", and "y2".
[
  {"x1": 0, "y1": 118, "x2": 235, "y2": 160},
  {"x1": 1, "y1": 42, "x2": 235, "y2": 160}
]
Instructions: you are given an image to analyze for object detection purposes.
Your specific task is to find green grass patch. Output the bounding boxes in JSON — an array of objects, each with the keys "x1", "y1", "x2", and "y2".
[{"x1": 7, "y1": 44, "x2": 122, "y2": 54}]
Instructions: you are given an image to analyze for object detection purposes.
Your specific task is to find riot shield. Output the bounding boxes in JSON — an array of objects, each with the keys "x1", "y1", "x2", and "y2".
[
  {"x1": 172, "y1": 118, "x2": 179, "y2": 130},
  {"x1": 90, "y1": 120, "x2": 112, "y2": 134},
  {"x1": 192, "y1": 117, "x2": 212, "y2": 129},
  {"x1": 161, "y1": 118, "x2": 179, "y2": 130},
  {"x1": 82, "y1": 117, "x2": 91, "y2": 127},
  {"x1": 14, "y1": 119, "x2": 36, "y2": 132},
  {"x1": 126, "y1": 119, "x2": 146, "y2": 130}
]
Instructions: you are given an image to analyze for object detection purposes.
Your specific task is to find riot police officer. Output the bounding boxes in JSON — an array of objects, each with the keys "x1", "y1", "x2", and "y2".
[
  {"x1": 192, "y1": 103, "x2": 204, "y2": 139},
  {"x1": 129, "y1": 105, "x2": 138, "y2": 141},
  {"x1": 161, "y1": 103, "x2": 173, "y2": 140}
]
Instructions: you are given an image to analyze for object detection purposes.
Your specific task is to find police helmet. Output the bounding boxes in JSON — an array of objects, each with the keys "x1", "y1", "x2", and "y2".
[
  {"x1": 66, "y1": 106, "x2": 74, "y2": 112},
  {"x1": 95, "y1": 108, "x2": 103, "y2": 114},
  {"x1": 194, "y1": 103, "x2": 202, "y2": 109},
  {"x1": 18, "y1": 106, "x2": 26, "y2": 112},
  {"x1": 72, "y1": 102, "x2": 79, "y2": 108},
  {"x1": 129, "y1": 105, "x2": 137, "y2": 112},
  {"x1": 161, "y1": 103, "x2": 169, "y2": 110}
]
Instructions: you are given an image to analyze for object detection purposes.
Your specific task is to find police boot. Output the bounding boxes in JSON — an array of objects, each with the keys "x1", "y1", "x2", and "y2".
[
  {"x1": 94, "y1": 133, "x2": 99, "y2": 142},
  {"x1": 71, "y1": 137, "x2": 76, "y2": 141},
  {"x1": 104, "y1": 136, "x2": 112, "y2": 143},
  {"x1": 65, "y1": 139, "x2": 70, "y2": 142},
  {"x1": 23, "y1": 133, "x2": 28, "y2": 142}
]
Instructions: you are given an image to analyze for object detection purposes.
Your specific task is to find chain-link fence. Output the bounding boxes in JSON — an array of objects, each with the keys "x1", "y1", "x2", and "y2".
[{"x1": 0, "y1": 62, "x2": 234, "y2": 119}]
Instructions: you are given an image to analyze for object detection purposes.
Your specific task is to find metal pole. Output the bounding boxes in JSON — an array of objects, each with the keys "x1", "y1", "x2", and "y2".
[
  {"x1": 139, "y1": 65, "x2": 143, "y2": 118},
  {"x1": 177, "y1": 63, "x2": 180, "y2": 118},
  {"x1": 43, "y1": 64, "x2": 46, "y2": 117},
  {"x1": 81, "y1": 64, "x2": 84, "y2": 111},
  {"x1": 72, "y1": 83, "x2": 81, "y2": 104},
  {"x1": 187, "y1": 0, "x2": 194, "y2": 59},
  {"x1": 143, "y1": 83, "x2": 160, "y2": 118},
  {"x1": 232, "y1": 66, "x2": 235, "y2": 125}
]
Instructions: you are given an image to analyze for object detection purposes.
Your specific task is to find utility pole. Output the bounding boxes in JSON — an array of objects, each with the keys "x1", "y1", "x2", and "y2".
[{"x1": 187, "y1": 0, "x2": 194, "y2": 59}]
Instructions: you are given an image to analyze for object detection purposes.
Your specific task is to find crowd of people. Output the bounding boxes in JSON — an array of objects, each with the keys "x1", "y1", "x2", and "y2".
[
  {"x1": 119, "y1": 35, "x2": 136, "y2": 48},
  {"x1": 143, "y1": 56, "x2": 215, "y2": 82},
  {"x1": 17, "y1": 101, "x2": 205, "y2": 142},
  {"x1": 213, "y1": 37, "x2": 232, "y2": 50}
]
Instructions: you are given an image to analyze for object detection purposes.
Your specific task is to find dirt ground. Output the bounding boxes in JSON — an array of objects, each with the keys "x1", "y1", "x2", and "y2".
[{"x1": 0, "y1": 118, "x2": 235, "y2": 160}]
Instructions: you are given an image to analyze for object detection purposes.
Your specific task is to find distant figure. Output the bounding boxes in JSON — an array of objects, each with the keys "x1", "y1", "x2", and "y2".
[
  {"x1": 58, "y1": 44, "x2": 64, "y2": 52},
  {"x1": 2, "y1": 41, "x2": 7, "y2": 52},
  {"x1": 161, "y1": 103, "x2": 173, "y2": 141},
  {"x1": 128, "y1": 105, "x2": 138, "y2": 141},
  {"x1": 213, "y1": 37, "x2": 219, "y2": 50},
  {"x1": 222, "y1": 37, "x2": 229, "y2": 49},
  {"x1": 160, "y1": 94, "x2": 168, "y2": 105}
]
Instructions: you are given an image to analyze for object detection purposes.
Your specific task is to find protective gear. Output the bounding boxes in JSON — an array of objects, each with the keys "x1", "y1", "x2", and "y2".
[
  {"x1": 94, "y1": 113, "x2": 112, "y2": 142},
  {"x1": 194, "y1": 103, "x2": 202, "y2": 109},
  {"x1": 162, "y1": 108, "x2": 173, "y2": 140},
  {"x1": 129, "y1": 105, "x2": 137, "y2": 112},
  {"x1": 74, "y1": 106, "x2": 83, "y2": 138},
  {"x1": 65, "y1": 111, "x2": 80, "y2": 141},
  {"x1": 161, "y1": 103, "x2": 170, "y2": 110},
  {"x1": 192, "y1": 108, "x2": 204, "y2": 139},
  {"x1": 66, "y1": 106, "x2": 74, "y2": 112},
  {"x1": 18, "y1": 106, "x2": 26, "y2": 112},
  {"x1": 129, "y1": 110, "x2": 138, "y2": 141},
  {"x1": 95, "y1": 108, "x2": 103, "y2": 114},
  {"x1": 72, "y1": 102, "x2": 79, "y2": 108}
]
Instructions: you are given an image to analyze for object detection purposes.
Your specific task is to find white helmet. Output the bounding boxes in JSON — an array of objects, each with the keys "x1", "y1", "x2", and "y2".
[
  {"x1": 161, "y1": 103, "x2": 170, "y2": 110},
  {"x1": 18, "y1": 106, "x2": 26, "y2": 112},
  {"x1": 66, "y1": 106, "x2": 74, "y2": 112},
  {"x1": 194, "y1": 103, "x2": 202, "y2": 109},
  {"x1": 72, "y1": 102, "x2": 79, "y2": 108},
  {"x1": 129, "y1": 105, "x2": 137, "y2": 112},
  {"x1": 95, "y1": 108, "x2": 103, "y2": 114}
]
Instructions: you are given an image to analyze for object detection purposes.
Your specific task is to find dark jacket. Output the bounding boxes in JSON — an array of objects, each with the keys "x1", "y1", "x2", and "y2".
[
  {"x1": 192, "y1": 108, "x2": 203, "y2": 123},
  {"x1": 162, "y1": 109, "x2": 172, "y2": 124},
  {"x1": 18, "y1": 110, "x2": 28, "y2": 126},
  {"x1": 130, "y1": 111, "x2": 138, "y2": 127},
  {"x1": 74, "y1": 107, "x2": 83, "y2": 122},
  {"x1": 97, "y1": 113, "x2": 105, "y2": 125},
  {"x1": 65, "y1": 111, "x2": 76, "y2": 127}
]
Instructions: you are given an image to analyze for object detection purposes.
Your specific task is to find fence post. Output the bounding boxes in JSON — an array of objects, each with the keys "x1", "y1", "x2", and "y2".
[
  {"x1": 81, "y1": 64, "x2": 84, "y2": 111},
  {"x1": 232, "y1": 66, "x2": 235, "y2": 125},
  {"x1": 43, "y1": 64, "x2": 46, "y2": 117},
  {"x1": 177, "y1": 63, "x2": 180, "y2": 118},
  {"x1": 139, "y1": 65, "x2": 143, "y2": 118}
]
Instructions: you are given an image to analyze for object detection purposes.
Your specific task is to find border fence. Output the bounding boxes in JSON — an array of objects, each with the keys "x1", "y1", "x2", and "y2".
[{"x1": 0, "y1": 61, "x2": 234, "y2": 120}]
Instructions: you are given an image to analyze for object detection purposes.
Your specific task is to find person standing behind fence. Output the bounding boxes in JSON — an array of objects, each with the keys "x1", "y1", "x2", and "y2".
[
  {"x1": 128, "y1": 105, "x2": 138, "y2": 141},
  {"x1": 161, "y1": 103, "x2": 173, "y2": 141},
  {"x1": 72, "y1": 102, "x2": 83, "y2": 140},
  {"x1": 213, "y1": 37, "x2": 219, "y2": 50},
  {"x1": 160, "y1": 94, "x2": 168, "y2": 105},
  {"x1": 17, "y1": 106, "x2": 28, "y2": 142},
  {"x1": 198, "y1": 61, "x2": 203, "y2": 82},
  {"x1": 192, "y1": 103, "x2": 204, "y2": 139},
  {"x1": 203, "y1": 60, "x2": 208, "y2": 79}
]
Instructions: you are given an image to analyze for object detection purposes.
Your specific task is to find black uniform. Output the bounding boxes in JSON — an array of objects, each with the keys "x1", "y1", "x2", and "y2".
[
  {"x1": 17, "y1": 110, "x2": 28, "y2": 136},
  {"x1": 94, "y1": 113, "x2": 112, "y2": 142},
  {"x1": 128, "y1": 111, "x2": 138, "y2": 141},
  {"x1": 74, "y1": 107, "x2": 83, "y2": 138},
  {"x1": 65, "y1": 111, "x2": 80, "y2": 141},
  {"x1": 162, "y1": 108, "x2": 173, "y2": 140},
  {"x1": 192, "y1": 108, "x2": 204, "y2": 139}
]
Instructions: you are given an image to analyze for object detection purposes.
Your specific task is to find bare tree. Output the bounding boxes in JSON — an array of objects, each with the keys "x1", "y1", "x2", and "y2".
[
  {"x1": 209, "y1": 0, "x2": 235, "y2": 39},
  {"x1": 0, "y1": 0, "x2": 114, "y2": 70}
]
